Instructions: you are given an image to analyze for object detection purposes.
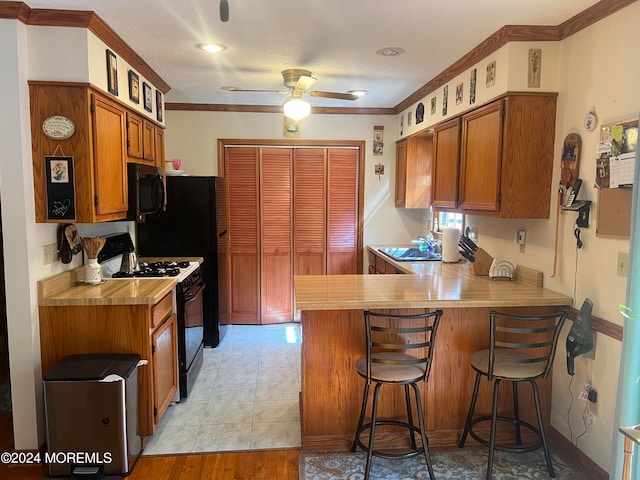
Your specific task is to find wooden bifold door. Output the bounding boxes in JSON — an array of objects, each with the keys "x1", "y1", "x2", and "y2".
[{"x1": 218, "y1": 142, "x2": 363, "y2": 325}]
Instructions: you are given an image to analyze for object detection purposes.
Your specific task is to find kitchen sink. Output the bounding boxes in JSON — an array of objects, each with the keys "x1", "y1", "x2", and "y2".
[{"x1": 378, "y1": 247, "x2": 442, "y2": 262}]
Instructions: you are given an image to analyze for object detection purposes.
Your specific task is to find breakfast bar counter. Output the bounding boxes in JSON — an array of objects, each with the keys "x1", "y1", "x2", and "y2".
[{"x1": 294, "y1": 262, "x2": 572, "y2": 451}]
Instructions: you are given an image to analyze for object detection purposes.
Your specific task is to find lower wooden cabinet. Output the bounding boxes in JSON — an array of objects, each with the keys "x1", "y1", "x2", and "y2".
[
  {"x1": 368, "y1": 250, "x2": 405, "y2": 274},
  {"x1": 39, "y1": 292, "x2": 178, "y2": 437}
]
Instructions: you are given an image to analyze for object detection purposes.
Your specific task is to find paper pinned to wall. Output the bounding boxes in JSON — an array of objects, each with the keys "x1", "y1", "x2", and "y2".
[{"x1": 609, "y1": 152, "x2": 636, "y2": 188}]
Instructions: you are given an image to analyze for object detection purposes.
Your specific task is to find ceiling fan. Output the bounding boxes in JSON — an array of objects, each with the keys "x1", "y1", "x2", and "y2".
[{"x1": 222, "y1": 69, "x2": 362, "y2": 120}]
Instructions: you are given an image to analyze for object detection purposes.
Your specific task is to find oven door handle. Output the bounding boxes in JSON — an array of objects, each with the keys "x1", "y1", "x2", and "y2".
[{"x1": 183, "y1": 282, "x2": 205, "y2": 303}]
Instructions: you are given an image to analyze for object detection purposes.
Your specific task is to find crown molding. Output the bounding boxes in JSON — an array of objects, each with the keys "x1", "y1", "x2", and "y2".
[
  {"x1": 165, "y1": 102, "x2": 394, "y2": 115},
  {"x1": 0, "y1": 1, "x2": 170, "y2": 94},
  {"x1": 2, "y1": 0, "x2": 636, "y2": 114},
  {"x1": 394, "y1": 0, "x2": 637, "y2": 113}
]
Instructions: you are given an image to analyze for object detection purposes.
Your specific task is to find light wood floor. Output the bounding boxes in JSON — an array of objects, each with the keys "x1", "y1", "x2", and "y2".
[{"x1": 0, "y1": 414, "x2": 299, "y2": 480}]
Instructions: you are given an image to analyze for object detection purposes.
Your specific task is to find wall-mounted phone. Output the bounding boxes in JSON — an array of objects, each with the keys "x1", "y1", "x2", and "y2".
[
  {"x1": 566, "y1": 298, "x2": 594, "y2": 376},
  {"x1": 563, "y1": 178, "x2": 582, "y2": 207}
]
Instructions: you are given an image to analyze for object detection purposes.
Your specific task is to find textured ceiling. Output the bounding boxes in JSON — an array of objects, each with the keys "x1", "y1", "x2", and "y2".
[{"x1": 15, "y1": 0, "x2": 601, "y2": 108}]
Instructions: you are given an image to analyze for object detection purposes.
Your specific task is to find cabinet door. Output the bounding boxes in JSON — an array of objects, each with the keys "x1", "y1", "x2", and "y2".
[
  {"x1": 294, "y1": 149, "x2": 327, "y2": 276},
  {"x1": 260, "y1": 148, "x2": 293, "y2": 324},
  {"x1": 459, "y1": 100, "x2": 503, "y2": 212},
  {"x1": 154, "y1": 126, "x2": 165, "y2": 169},
  {"x1": 152, "y1": 314, "x2": 178, "y2": 426},
  {"x1": 432, "y1": 118, "x2": 461, "y2": 208},
  {"x1": 143, "y1": 119, "x2": 156, "y2": 162},
  {"x1": 126, "y1": 112, "x2": 144, "y2": 159},
  {"x1": 226, "y1": 147, "x2": 260, "y2": 324},
  {"x1": 91, "y1": 93, "x2": 128, "y2": 218},
  {"x1": 394, "y1": 140, "x2": 407, "y2": 207},
  {"x1": 327, "y1": 149, "x2": 359, "y2": 274}
]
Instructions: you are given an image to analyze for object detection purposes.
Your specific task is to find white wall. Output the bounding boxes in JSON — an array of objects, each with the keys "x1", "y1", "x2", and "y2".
[
  {"x1": 165, "y1": 110, "x2": 429, "y2": 250},
  {"x1": 460, "y1": 4, "x2": 639, "y2": 471}
]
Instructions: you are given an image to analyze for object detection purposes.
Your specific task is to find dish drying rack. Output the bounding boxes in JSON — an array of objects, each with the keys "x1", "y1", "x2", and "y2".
[{"x1": 489, "y1": 260, "x2": 515, "y2": 281}]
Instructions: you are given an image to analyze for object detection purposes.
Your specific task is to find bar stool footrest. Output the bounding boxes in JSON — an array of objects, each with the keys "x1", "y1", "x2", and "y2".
[
  {"x1": 353, "y1": 420, "x2": 427, "y2": 459},
  {"x1": 468, "y1": 415, "x2": 543, "y2": 453}
]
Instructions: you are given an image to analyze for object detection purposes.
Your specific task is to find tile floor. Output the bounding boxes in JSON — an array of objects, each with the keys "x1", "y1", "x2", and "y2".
[{"x1": 143, "y1": 323, "x2": 302, "y2": 455}]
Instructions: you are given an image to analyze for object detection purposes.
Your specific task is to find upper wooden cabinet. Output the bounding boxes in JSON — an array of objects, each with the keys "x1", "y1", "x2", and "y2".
[
  {"x1": 127, "y1": 111, "x2": 157, "y2": 164},
  {"x1": 432, "y1": 118, "x2": 461, "y2": 209},
  {"x1": 394, "y1": 132, "x2": 433, "y2": 209},
  {"x1": 30, "y1": 82, "x2": 129, "y2": 223},
  {"x1": 432, "y1": 93, "x2": 557, "y2": 218}
]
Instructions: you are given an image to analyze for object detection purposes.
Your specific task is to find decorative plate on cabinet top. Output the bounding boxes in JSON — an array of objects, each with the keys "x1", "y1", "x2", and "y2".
[{"x1": 42, "y1": 115, "x2": 75, "y2": 140}]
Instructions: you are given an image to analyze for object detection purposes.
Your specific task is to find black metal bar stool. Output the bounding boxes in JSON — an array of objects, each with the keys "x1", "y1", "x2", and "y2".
[
  {"x1": 459, "y1": 309, "x2": 567, "y2": 479},
  {"x1": 351, "y1": 309, "x2": 443, "y2": 480}
]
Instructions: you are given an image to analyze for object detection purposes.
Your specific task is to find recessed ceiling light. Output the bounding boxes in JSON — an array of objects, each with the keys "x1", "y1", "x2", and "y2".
[
  {"x1": 198, "y1": 43, "x2": 227, "y2": 53},
  {"x1": 348, "y1": 90, "x2": 368, "y2": 97},
  {"x1": 376, "y1": 47, "x2": 405, "y2": 57}
]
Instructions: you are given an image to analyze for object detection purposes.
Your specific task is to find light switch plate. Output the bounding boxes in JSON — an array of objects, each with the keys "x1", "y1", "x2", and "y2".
[{"x1": 618, "y1": 252, "x2": 629, "y2": 277}]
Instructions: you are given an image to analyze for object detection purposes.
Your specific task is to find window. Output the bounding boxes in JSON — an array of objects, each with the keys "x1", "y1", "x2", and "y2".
[{"x1": 433, "y1": 210, "x2": 464, "y2": 234}]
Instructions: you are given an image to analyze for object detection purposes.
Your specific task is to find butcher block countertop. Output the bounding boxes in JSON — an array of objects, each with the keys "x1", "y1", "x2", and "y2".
[
  {"x1": 294, "y1": 249, "x2": 572, "y2": 311},
  {"x1": 38, "y1": 256, "x2": 202, "y2": 306}
]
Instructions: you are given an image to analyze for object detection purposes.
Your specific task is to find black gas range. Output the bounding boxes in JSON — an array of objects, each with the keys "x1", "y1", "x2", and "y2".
[{"x1": 111, "y1": 261, "x2": 191, "y2": 279}]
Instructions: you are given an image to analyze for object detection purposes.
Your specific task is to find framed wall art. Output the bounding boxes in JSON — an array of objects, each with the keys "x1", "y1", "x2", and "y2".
[
  {"x1": 156, "y1": 90, "x2": 163, "y2": 122},
  {"x1": 528, "y1": 49, "x2": 542, "y2": 88},
  {"x1": 442, "y1": 85, "x2": 448, "y2": 116},
  {"x1": 128, "y1": 70, "x2": 140, "y2": 104},
  {"x1": 106, "y1": 49, "x2": 118, "y2": 96},
  {"x1": 455, "y1": 83, "x2": 463, "y2": 105},
  {"x1": 486, "y1": 61, "x2": 496, "y2": 87},
  {"x1": 45, "y1": 156, "x2": 76, "y2": 220},
  {"x1": 143, "y1": 82, "x2": 153, "y2": 112},
  {"x1": 469, "y1": 68, "x2": 477, "y2": 105}
]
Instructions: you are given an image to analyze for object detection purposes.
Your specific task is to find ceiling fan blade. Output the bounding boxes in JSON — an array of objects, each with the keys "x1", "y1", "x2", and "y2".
[
  {"x1": 307, "y1": 91, "x2": 359, "y2": 101},
  {"x1": 295, "y1": 75, "x2": 317, "y2": 91},
  {"x1": 222, "y1": 87, "x2": 288, "y2": 94},
  {"x1": 220, "y1": 0, "x2": 229, "y2": 22}
]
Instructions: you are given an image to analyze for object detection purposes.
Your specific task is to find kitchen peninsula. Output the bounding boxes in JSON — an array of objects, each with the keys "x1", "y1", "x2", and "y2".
[{"x1": 294, "y1": 255, "x2": 572, "y2": 451}]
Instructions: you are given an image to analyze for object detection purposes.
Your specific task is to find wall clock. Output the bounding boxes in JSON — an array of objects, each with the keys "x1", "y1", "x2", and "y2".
[{"x1": 42, "y1": 116, "x2": 75, "y2": 140}]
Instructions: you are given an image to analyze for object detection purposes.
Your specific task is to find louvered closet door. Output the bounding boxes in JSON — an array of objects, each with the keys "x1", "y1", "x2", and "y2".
[
  {"x1": 225, "y1": 147, "x2": 260, "y2": 325},
  {"x1": 327, "y1": 149, "x2": 359, "y2": 274},
  {"x1": 215, "y1": 177, "x2": 229, "y2": 325},
  {"x1": 293, "y1": 149, "x2": 327, "y2": 275},
  {"x1": 260, "y1": 148, "x2": 293, "y2": 324}
]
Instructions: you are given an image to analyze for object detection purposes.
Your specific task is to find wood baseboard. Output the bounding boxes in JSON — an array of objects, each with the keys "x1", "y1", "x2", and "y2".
[{"x1": 548, "y1": 426, "x2": 608, "y2": 479}]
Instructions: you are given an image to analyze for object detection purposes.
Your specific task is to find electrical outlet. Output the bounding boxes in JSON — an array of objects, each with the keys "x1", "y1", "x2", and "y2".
[
  {"x1": 42, "y1": 243, "x2": 59, "y2": 265},
  {"x1": 618, "y1": 252, "x2": 629, "y2": 277}
]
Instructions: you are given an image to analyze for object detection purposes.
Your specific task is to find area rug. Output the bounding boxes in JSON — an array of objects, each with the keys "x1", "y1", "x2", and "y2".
[
  {"x1": 0, "y1": 380, "x2": 10, "y2": 413},
  {"x1": 300, "y1": 449, "x2": 584, "y2": 480}
]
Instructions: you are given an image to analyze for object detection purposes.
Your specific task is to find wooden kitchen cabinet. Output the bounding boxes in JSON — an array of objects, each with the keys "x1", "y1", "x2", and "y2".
[
  {"x1": 368, "y1": 250, "x2": 404, "y2": 274},
  {"x1": 431, "y1": 93, "x2": 557, "y2": 218},
  {"x1": 38, "y1": 291, "x2": 178, "y2": 437},
  {"x1": 30, "y1": 82, "x2": 128, "y2": 223},
  {"x1": 432, "y1": 117, "x2": 461, "y2": 209},
  {"x1": 394, "y1": 132, "x2": 433, "y2": 209},
  {"x1": 127, "y1": 111, "x2": 158, "y2": 164}
]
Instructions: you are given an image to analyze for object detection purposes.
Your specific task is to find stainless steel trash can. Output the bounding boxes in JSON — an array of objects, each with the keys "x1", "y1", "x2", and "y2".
[{"x1": 43, "y1": 353, "x2": 142, "y2": 477}]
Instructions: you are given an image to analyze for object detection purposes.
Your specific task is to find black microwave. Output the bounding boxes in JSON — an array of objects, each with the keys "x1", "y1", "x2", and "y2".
[{"x1": 127, "y1": 163, "x2": 165, "y2": 222}]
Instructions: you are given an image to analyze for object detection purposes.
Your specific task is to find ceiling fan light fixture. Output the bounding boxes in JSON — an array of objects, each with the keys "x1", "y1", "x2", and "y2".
[
  {"x1": 348, "y1": 90, "x2": 367, "y2": 97},
  {"x1": 198, "y1": 43, "x2": 227, "y2": 53},
  {"x1": 283, "y1": 97, "x2": 311, "y2": 121}
]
